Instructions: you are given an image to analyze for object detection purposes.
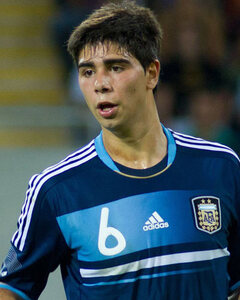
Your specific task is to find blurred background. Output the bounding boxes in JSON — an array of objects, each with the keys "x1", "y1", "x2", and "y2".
[{"x1": 0, "y1": 0, "x2": 239, "y2": 299}]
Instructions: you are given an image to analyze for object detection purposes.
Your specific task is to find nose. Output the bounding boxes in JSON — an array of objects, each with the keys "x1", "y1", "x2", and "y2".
[{"x1": 94, "y1": 70, "x2": 112, "y2": 93}]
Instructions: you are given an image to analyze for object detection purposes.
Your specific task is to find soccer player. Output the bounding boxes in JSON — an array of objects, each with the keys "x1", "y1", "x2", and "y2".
[{"x1": 0, "y1": 1, "x2": 240, "y2": 299}]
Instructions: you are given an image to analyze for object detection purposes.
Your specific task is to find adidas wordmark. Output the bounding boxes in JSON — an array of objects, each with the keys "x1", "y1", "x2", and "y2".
[{"x1": 143, "y1": 211, "x2": 169, "y2": 231}]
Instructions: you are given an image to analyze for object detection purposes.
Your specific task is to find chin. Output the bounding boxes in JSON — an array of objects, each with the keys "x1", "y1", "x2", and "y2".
[{"x1": 101, "y1": 120, "x2": 122, "y2": 132}]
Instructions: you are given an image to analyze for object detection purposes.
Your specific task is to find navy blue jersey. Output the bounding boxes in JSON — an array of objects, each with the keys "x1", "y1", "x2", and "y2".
[{"x1": 0, "y1": 126, "x2": 240, "y2": 300}]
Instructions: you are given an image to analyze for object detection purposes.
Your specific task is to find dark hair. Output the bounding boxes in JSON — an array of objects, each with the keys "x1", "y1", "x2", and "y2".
[{"x1": 67, "y1": 0, "x2": 163, "y2": 73}]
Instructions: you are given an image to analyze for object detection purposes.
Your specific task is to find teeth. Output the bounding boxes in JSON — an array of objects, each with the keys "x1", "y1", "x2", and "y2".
[{"x1": 102, "y1": 107, "x2": 111, "y2": 111}]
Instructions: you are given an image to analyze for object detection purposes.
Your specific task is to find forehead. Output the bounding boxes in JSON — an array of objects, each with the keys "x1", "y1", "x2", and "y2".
[{"x1": 78, "y1": 42, "x2": 134, "y2": 63}]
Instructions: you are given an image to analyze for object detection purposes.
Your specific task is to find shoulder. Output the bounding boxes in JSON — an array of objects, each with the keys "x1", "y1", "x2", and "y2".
[
  {"x1": 169, "y1": 129, "x2": 240, "y2": 167},
  {"x1": 10, "y1": 140, "x2": 98, "y2": 251},
  {"x1": 29, "y1": 139, "x2": 97, "y2": 199}
]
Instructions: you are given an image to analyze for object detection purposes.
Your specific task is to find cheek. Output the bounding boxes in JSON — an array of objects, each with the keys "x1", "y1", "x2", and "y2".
[
  {"x1": 79, "y1": 79, "x2": 92, "y2": 99},
  {"x1": 117, "y1": 73, "x2": 145, "y2": 96},
  {"x1": 78, "y1": 81, "x2": 95, "y2": 111},
  {"x1": 78, "y1": 78, "x2": 87, "y2": 93}
]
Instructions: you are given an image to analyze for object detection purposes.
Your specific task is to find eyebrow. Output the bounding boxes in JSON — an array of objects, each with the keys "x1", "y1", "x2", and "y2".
[
  {"x1": 78, "y1": 58, "x2": 131, "y2": 70},
  {"x1": 78, "y1": 61, "x2": 94, "y2": 70}
]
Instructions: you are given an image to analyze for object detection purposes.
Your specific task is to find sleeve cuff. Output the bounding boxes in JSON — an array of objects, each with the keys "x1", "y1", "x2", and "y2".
[
  {"x1": 230, "y1": 281, "x2": 240, "y2": 294},
  {"x1": 0, "y1": 283, "x2": 31, "y2": 300}
]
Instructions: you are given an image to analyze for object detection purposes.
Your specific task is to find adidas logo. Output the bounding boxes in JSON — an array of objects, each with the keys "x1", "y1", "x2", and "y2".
[{"x1": 143, "y1": 211, "x2": 169, "y2": 231}]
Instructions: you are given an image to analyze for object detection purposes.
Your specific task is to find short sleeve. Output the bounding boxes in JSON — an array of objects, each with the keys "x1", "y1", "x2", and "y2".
[{"x1": 0, "y1": 175, "x2": 69, "y2": 300}]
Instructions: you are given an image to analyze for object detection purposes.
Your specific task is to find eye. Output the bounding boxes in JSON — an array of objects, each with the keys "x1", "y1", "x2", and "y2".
[
  {"x1": 111, "y1": 65, "x2": 123, "y2": 72},
  {"x1": 82, "y1": 69, "x2": 94, "y2": 78}
]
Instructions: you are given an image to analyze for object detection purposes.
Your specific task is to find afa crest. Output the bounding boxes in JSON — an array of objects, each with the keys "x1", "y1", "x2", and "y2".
[{"x1": 192, "y1": 196, "x2": 221, "y2": 234}]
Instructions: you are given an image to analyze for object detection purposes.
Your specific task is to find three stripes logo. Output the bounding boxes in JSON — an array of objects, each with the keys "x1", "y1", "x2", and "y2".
[{"x1": 143, "y1": 211, "x2": 169, "y2": 231}]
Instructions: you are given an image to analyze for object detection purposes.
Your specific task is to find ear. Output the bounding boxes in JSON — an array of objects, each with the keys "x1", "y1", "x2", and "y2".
[{"x1": 146, "y1": 60, "x2": 160, "y2": 90}]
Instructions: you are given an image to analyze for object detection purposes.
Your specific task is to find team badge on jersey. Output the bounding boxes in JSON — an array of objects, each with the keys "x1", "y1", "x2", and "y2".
[{"x1": 192, "y1": 196, "x2": 221, "y2": 234}]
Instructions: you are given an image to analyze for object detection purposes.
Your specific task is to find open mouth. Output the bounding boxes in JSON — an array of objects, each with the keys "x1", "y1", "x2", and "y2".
[
  {"x1": 97, "y1": 102, "x2": 118, "y2": 118},
  {"x1": 98, "y1": 102, "x2": 117, "y2": 111}
]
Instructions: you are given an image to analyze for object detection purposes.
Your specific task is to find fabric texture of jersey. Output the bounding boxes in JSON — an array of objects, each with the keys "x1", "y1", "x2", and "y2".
[{"x1": 0, "y1": 126, "x2": 240, "y2": 300}]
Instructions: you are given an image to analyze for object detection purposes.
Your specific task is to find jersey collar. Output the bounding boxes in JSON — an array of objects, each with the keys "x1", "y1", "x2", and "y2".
[{"x1": 94, "y1": 124, "x2": 176, "y2": 177}]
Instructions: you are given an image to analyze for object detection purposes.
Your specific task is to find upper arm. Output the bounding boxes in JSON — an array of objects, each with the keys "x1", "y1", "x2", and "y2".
[{"x1": 0, "y1": 178, "x2": 69, "y2": 299}]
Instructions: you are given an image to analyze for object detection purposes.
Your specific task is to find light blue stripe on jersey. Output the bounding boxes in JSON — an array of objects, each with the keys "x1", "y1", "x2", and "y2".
[
  {"x1": 56, "y1": 189, "x2": 223, "y2": 262},
  {"x1": 0, "y1": 284, "x2": 31, "y2": 300},
  {"x1": 162, "y1": 125, "x2": 176, "y2": 166},
  {"x1": 82, "y1": 267, "x2": 210, "y2": 287},
  {"x1": 94, "y1": 124, "x2": 176, "y2": 172},
  {"x1": 79, "y1": 248, "x2": 229, "y2": 280}
]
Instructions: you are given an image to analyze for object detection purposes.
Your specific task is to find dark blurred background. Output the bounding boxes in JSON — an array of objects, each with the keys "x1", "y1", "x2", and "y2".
[
  {"x1": 0, "y1": 1, "x2": 239, "y2": 299},
  {"x1": 0, "y1": 0, "x2": 239, "y2": 152},
  {"x1": 49, "y1": 0, "x2": 240, "y2": 153}
]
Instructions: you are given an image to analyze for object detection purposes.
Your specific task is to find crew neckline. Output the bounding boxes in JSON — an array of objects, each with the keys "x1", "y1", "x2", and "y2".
[{"x1": 94, "y1": 124, "x2": 176, "y2": 179}]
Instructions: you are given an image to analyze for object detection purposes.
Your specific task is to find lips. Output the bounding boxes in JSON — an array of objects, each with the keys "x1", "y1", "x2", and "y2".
[{"x1": 97, "y1": 102, "x2": 118, "y2": 118}]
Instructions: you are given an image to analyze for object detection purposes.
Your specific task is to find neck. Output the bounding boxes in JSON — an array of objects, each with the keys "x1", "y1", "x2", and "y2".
[{"x1": 102, "y1": 120, "x2": 167, "y2": 169}]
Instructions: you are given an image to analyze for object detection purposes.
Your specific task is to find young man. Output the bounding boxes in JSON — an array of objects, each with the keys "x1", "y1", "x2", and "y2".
[{"x1": 0, "y1": 1, "x2": 240, "y2": 299}]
